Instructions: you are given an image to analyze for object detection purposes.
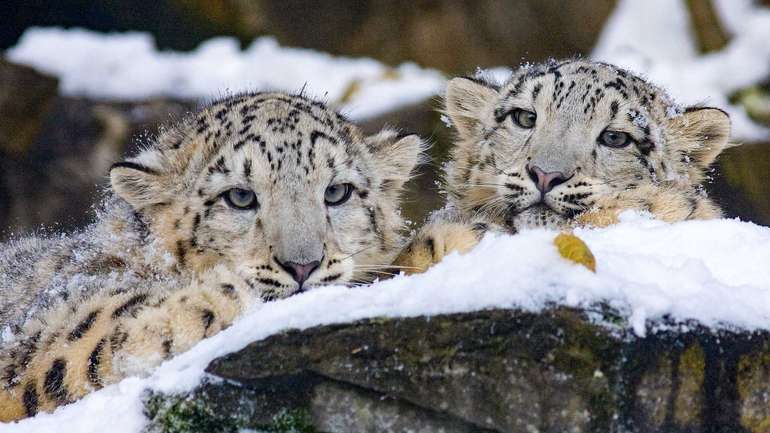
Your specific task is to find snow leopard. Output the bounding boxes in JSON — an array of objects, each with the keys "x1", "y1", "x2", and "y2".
[
  {"x1": 0, "y1": 91, "x2": 424, "y2": 421},
  {"x1": 394, "y1": 59, "x2": 732, "y2": 273}
]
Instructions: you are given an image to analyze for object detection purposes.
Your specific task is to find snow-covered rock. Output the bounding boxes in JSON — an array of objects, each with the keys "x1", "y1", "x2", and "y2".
[{"x1": 4, "y1": 214, "x2": 770, "y2": 432}]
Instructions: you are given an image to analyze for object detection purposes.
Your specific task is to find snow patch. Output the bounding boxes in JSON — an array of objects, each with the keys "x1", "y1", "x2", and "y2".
[
  {"x1": 592, "y1": 0, "x2": 770, "y2": 141},
  {"x1": 5, "y1": 21, "x2": 769, "y2": 139},
  {"x1": 5, "y1": 28, "x2": 446, "y2": 121},
  {"x1": 4, "y1": 215, "x2": 770, "y2": 432}
]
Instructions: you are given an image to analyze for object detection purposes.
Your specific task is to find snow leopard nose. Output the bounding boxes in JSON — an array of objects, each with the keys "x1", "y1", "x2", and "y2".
[
  {"x1": 275, "y1": 258, "x2": 321, "y2": 287},
  {"x1": 527, "y1": 165, "x2": 569, "y2": 194}
]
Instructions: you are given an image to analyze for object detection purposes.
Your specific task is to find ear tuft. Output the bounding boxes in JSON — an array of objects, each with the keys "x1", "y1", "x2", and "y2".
[
  {"x1": 444, "y1": 77, "x2": 499, "y2": 140},
  {"x1": 668, "y1": 107, "x2": 733, "y2": 169},
  {"x1": 110, "y1": 158, "x2": 167, "y2": 210},
  {"x1": 367, "y1": 129, "x2": 427, "y2": 193}
]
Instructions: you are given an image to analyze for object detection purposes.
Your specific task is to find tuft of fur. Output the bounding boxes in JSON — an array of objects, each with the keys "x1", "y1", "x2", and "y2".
[
  {"x1": 0, "y1": 91, "x2": 425, "y2": 421},
  {"x1": 395, "y1": 60, "x2": 733, "y2": 274}
]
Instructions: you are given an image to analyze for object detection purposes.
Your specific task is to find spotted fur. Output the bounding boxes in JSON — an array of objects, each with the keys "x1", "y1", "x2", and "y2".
[
  {"x1": 395, "y1": 59, "x2": 732, "y2": 274},
  {"x1": 0, "y1": 91, "x2": 424, "y2": 421}
]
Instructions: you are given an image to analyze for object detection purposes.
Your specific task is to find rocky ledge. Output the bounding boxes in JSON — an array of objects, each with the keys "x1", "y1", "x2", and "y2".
[{"x1": 144, "y1": 307, "x2": 770, "y2": 433}]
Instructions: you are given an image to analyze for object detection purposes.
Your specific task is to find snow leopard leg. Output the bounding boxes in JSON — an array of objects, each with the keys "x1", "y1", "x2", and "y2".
[{"x1": 0, "y1": 268, "x2": 257, "y2": 421}]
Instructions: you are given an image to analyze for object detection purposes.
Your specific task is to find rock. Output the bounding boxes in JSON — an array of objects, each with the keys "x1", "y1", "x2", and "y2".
[
  {"x1": 0, "y1": 91, "x2": 195, "y2": 237},
  {"x1": 179, "y1": 0, "x2": 616, "y2": 73},
  {"x1": 144, "y1": 308, "x2": 770, "y2": 432},
  {"x1": 0, "y1": 59, "x2": 58, "y2": 156}
]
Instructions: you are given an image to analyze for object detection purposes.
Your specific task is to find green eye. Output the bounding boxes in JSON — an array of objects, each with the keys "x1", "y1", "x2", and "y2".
[
  {"x1": 598, "y1": 130, "x2": 632, "y2": 148},
  {"x1": 510, "y1": 108, "x2": 537, "y2": 129},
  {"x1": 324, "y1": 183, "x2": 353, "y2": 206},
  {"x1": 223, "y1": 188, "x2": 258, "y2": 210}
]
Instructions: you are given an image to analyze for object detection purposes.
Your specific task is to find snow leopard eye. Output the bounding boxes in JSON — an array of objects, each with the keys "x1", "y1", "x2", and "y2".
[
  {"x1": 325, "y1": 183, "x2": 353, "y2": 206},
  {"x1": 224, "y1": 188, "x2": 258, "y2": 210},
  {"x1": 510, "y1": 108, "x2": 537, "y2": 129},
  {"x1": 598, "y1": 130, "x2": 633, "y2": 148}
]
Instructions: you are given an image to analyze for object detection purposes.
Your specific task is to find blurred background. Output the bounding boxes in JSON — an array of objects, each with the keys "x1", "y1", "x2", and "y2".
[{"x1": 1, "y1": 0, "x2": 769, "y2": 238}]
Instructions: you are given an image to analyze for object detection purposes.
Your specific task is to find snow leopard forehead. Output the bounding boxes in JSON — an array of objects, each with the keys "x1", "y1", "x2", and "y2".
[
  {"x1": 490, "y1": 60, "x2": 681, "y2": 152},
  {"x1": 142, "y1": 92, "x2": 368, "y2": 180}
]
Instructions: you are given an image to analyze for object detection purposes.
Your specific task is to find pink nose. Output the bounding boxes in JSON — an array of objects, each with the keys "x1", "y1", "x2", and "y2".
[
  {"x1": 527, "y1": 165, "x2": 569, "y2": 194},
  {"x1": 275, "y1": 259, "x2": 321, "y2": 287}
]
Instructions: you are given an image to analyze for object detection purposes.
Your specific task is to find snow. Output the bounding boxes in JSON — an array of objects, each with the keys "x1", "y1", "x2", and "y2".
[
  {"x1": 6, "y1": 10, "x2": 770, "y2": 138},
  {"x1": 4, "y1": 28, "x2": 446, "y2": 121},
  {"x1": 4, "y1": 213, "x2": 770, "y2": 432},
  {"x1": 592, "y1": 0, "x2": 770, "y2": 141}
]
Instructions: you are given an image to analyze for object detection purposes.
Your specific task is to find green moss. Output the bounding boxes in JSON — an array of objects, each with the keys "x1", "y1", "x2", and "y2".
[
  {"x1": 257, "y1": 409, "x2": 317, "y2": 433},
  {"x1": 675, "y1": 344, "x2": 705, "y2": 425},
  {"x1": 144, "y1": 392, "x2": 317, "y2": 433},
  {"x1": 737, "y1": 346, "x2": 770, "y2": 432},
  {"x1": 144, "y1": 393, "x2": 242, "y2": 433}
]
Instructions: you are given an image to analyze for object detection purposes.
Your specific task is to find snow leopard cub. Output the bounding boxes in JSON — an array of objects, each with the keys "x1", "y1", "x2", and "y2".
[
  {"x1": 395, "y1": 59, "x2": 732, "y2": 273},
  {"x1": 0, "y1": 91, "x2": 424, "y2": 421}
]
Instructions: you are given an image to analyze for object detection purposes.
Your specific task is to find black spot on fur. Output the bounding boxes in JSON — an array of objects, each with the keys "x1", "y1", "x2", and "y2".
[
  {"x1": 110, "y1": 328, "x2": 129, "y2": 353},
  {"x1": 68, "y1": 310, "x2": 100, "y2": 341},
  {"x1": 23, "y1": 381, "x2": 38, "y2": 417},
  {"x1": 260, "y1": 289, "x2": 279, "y2": 302},
  {"x1": 367, "y1": 207, "x2": 379, "y2": 235},
  {"x1": 637, "y1": 139, "x2": 655, "y2": 156},
  {"x1": 220, "y1": 283, "x2": 237, "y2": 299},
  {"x1": 256, "y1": 278, "x2": 282, "y2": 288},
  {"x1": 190, "y1": 213, "x2": 201, "y2": 247},
  {"x1": 321, "y1": 273, "x2": 342, "y2": 283},
  {"x1": 44, "y1": 359, "x2": 69, "y2": 404},
  {"x1": 110, "y1": 161, "x2": 158, "y2": 175},
  {"x1": 505, "y1": 183, "x2": 524, "y2": 192},
  {"x1": 88, "y1": 338, "x2": 106, "y2": 389},
  {"x1": 175, "y1": 240, "x2": 187, "y2": 267},
  {"x1": 459, "y1": 75, "x2": 500, "y2": 90},
  {"x1": 112, "y1": 294, "x2": 149, "y2": 319},
  {"x1": 208, "y1": 156, "x2": 230, "y2": 175},
  {"x1": 471, "y1": 222, "x2": 489, "y2": 235},
  {"x1": 425, "y1": 237, "x2": 436, "y2": 261},
  {"x1": 201, "y1": 309, "x2": 215, "y2": 334},
  {"x1": 243, "y1": 158, "x2": 252, "y2": 179},
  {"x1": 310, "y1": 130, "x2": 336, "y2": 146},
  {"x1": 531, "y1": 83, "x2": 543, "y2": 100}
]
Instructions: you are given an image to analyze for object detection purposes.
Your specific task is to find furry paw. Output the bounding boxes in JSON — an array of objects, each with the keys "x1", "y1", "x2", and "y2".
[{"x1": 392, "y1": 222, "x2": 489, "y2": 275}]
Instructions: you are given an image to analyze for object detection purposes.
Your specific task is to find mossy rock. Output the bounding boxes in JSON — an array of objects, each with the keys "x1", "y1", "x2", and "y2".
[
  {"x1": 144, "y1": 389, "x2": 317, "y2": 433},
  {"x1": 154, "y1": 307, "x2": 770, "y2": 433}
]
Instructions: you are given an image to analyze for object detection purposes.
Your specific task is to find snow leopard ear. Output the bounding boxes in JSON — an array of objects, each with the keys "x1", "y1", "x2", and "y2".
[
  {"x1": 366, "y1": 129, "x2": 426, "y2": 193},
  {"x1": 668, "y1": 107, "x2": 732, "y2": 169},
  {"x1": 444, "y1": 77, "x2": 499, "y2": 141},
  {"x1": 110, "y1": 156, "x2": 169, "y2": 210}
]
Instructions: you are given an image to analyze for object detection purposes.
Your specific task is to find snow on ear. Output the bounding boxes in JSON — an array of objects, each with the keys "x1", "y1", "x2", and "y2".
[
  {"x1": 110, "y1": 155, "x2": 168, "y2": 210},
  {"x1": 668, "y1": 107, "x2": 732, "y2": 169},
  {"x1": 444, "y1": 77, "x2": 499, "y2": 141},
  {"x1": 367, "y1": 129, "x2": 426, "y2": 193}
]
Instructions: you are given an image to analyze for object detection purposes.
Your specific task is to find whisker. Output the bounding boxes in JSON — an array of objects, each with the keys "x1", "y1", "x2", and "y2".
[
  {"x1": 340, "y1": 244, "x2": 378, "y2": 260},
  {"x1": 355, "y1": 264, "x2": 421, "y2": 271}
]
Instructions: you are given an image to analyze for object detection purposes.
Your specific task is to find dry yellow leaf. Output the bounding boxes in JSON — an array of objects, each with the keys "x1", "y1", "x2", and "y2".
[{"x1": 554, "y1": 232, "x2": 596, "y2": 272}]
